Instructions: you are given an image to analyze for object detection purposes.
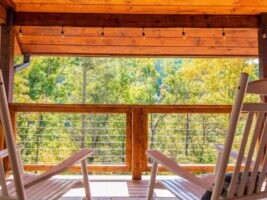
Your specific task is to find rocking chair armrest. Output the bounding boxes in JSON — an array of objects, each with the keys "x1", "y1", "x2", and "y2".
[
  {"x1": 0, "y1": 145, "x2": 23, "y2": 158},
  {"x1": 147, "y1": 150, "x2": 213, "y2": 190},
  {"x1": 24, "y1": 148, "x2": 93, "y2": 188}
]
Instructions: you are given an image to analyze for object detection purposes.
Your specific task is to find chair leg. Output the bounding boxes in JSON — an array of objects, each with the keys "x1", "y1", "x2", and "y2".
[
  {"x1": 81, "y1": 159, "x2": 91, "y2": 200},
  {"x1": 147, "y1": 161, "x2": 159, "y2": 200}
]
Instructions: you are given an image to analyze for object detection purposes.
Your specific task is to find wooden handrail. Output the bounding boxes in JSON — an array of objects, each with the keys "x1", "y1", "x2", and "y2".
[
  {"x1": 8, "y1": 103, "x2": 233, "y2": 180},
  {"x1": 9, "y1": 103, "x2": 232, "y2": 113}
]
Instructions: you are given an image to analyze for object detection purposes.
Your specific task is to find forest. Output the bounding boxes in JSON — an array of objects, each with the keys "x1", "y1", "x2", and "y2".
[{"x1": 13, "y1": 57, "x2": 259, "y2": 168}]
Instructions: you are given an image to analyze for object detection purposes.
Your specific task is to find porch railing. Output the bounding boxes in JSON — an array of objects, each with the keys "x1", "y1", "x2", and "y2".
[{"x1": 9, "y1": 103, "x2": 232, "y2": 180}]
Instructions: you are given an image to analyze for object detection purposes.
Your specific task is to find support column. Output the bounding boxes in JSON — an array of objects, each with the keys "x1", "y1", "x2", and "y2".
[
  {"x1": 132, "y1": 107, "x2": 144, "y2": 180},
  {"x1": 0, "y1": 9, "x2": 14, "y2": 102},
  {"x1": 0, "y1": 8, "x2": 14, "y2": 175}
]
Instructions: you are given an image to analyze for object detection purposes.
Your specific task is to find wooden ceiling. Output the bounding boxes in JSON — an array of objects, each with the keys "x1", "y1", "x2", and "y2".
[
  {"x1": 6, "y1": 0, "x2": 267, "y2": 56},
  {"x1": 11, "y1": 0, "x2": 267, "y2": 14},
  {"x1": 14, "y1": 27, "x2": 258, "y2": 56}
]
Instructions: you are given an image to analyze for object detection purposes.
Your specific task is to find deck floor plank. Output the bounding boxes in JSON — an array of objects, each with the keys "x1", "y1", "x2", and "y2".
[{"x1": 58, "y1": 176, "x2": 179, "y2": 199}]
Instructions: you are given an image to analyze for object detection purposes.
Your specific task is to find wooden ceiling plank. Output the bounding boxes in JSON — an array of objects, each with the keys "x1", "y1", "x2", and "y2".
[
  {"x1": 11, "y1": 0, "x2": 267, "y2": 7},
  {"x1": 20, "y1": 44, "x2": 258, "y2": 56},
  {"x1": 14, "y1": 13, "x2": 259, "y2": 28},
  {"x1": 18, "y1": 35, "x2": 258, "y2": 48},
  {"x1": 12, "y1": 0, "x2": 236, "y2": 6},
  {"x1": 13, "y1": 4, "x2": 267, "y2": 15},
  {"x1": 14, "y1": 26, "x2": 258, "y2": 38},
  {"x1": 0, "y1": 5, "x2": 6, "y2": 24}
]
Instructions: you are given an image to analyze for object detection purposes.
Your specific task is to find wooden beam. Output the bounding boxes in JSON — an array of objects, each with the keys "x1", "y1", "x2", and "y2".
[
  {"x1": 0, "y1": 5, "x2": 6, "y2": 24},
  {"x1": 20, "y1": 44, "x2": 258, "y2": 57},
  {"x1": 10, "y1": 1, "x2": 267, "y2": 15},
  {"x1": 10, "y1": 0, "x2": 267, "y2": 6},
  {"x1": 13, "y1": 27, "x2": 258, "y2": 38},
  {"x1": 8, "y1": 0, "x2": 256, "y2": 5},
  {"x1": 14, "y1": 13, "x2": 259, "y2": 28},
  {"x1": 0, "y1": 9, "x2": 14, "y2": 102},
  {"x1": 18, "y1": 35, "x2": 258, "y2": 48}
]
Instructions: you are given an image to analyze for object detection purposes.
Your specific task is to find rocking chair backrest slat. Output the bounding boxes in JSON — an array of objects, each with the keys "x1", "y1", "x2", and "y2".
[
  {"x1": 211, "y1": 73, "x2": 249, "y2": 200},
  {"x1": 247, "y1": 116, "x2": 267, "y2": 195},
  {"x1": 0, "y1": 71, "x2": 26, "y2": 199},
  {"x1": 216, "y1": 74, "x2": 267, "y2": 199},
  {"x1": 236, "y1": 111, "x2": 265, "y2": 196},
  {"x1": 147, "y1": 73, "x2": 267, "y2": 200},
  {"x1": 227, "y1": 111, "x2": 254, "y2": 198},
  {"x1": 257, "y1": 144, "x2": 267, "y2": 192}
]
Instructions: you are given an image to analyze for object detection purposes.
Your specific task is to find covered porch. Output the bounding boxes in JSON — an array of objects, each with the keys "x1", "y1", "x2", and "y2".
[{"x1": 1, "y1": 0, "x2": 267, "y2": 199}]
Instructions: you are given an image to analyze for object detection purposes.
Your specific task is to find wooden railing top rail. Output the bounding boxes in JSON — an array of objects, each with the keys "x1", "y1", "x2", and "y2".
[{"x1": 9, "y1": 103, "x2": 232, "y2": 114}]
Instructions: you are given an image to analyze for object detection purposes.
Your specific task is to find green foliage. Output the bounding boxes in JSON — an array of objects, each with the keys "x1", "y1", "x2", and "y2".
[{"x1": 13, "y1": 57, "x2": 259, "y2": 167}]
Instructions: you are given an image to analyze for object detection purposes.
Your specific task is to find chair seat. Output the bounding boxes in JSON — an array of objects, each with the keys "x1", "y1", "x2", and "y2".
[
  {"x1": 160, "y1": 174, "x2": 215, "y2": 200},
  {"x1": 4, "y1": 174, "x2": 80, "y2": 200}
]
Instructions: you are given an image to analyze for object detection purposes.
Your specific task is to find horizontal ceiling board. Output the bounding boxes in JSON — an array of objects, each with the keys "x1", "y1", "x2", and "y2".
[
  {"x1": 13, "y1": 26, "x2": 259, "y2": 56},
  {"x1": 11, "y1": 3, "x2": 267, "y2": 15},
  {"x1": 14, "y1": 27, "x2": 258, "y2": 38},
  {"x1": 18, "y1": 35, "x2": 258, "y2": 48},
  {"x1": 10, "y1": 0, "x2": 248, "y2": 6},
  {"x1": 14, "y1": 13, "x2": 259, "y2": 28},
  {"x1": 10, "y1": 0, "x2": 267, "y2": 7},
  {"x1": 21, "y1": 45, "x2": 257, "y2": 57}
]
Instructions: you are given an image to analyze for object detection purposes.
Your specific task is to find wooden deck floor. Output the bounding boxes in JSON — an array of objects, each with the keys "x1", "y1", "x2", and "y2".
[{"x1": 59, "y1": 175, "x2": 179, "y2": 200}]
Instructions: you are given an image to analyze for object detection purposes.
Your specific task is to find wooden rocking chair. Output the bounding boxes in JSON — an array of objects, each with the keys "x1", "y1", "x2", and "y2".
[
  {"x1": 0, "y1": 70, "x2": 93, "y2": 200},
  {"x1": 147, "y1": 73, "x2": 267, "y2": 200}
]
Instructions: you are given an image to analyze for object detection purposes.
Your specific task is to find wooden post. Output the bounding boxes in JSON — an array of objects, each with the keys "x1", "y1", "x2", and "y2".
[
  {"x1": 142, "y1": 110, "x2": 148, "y2": 170},
  {"x1": 126, "y1": 110, "x2": 133, "y2": 171},
  {"x1": 0, "y1": 8, "x2": 14, "y2": 103},
  {"x1": 132, "y1": 107, "x2": 144, "y2": 180},
  {"x1": 0, "y1": 8, "x2": 14, "y2": 176}
]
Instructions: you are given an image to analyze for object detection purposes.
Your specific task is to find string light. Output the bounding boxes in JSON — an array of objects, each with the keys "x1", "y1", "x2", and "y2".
[
  {"x1": 100, "y1": 26, "x2": 105, "y2": 39},
  {"x1": 142, "y1": 27, "x2": 146, "y2": 38},
  {"x1": 182, "y1": 27, "x2": 186, "y2": 39},
  {"x1": 19, "y1": 26, "x2": 23, "y2": 37},
  {"x1": 222, "y1": 28, "x2": 226, "y2": 40},
  {"x1": 61, "y1": 26, "x2": 65, "y2": 38}
]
